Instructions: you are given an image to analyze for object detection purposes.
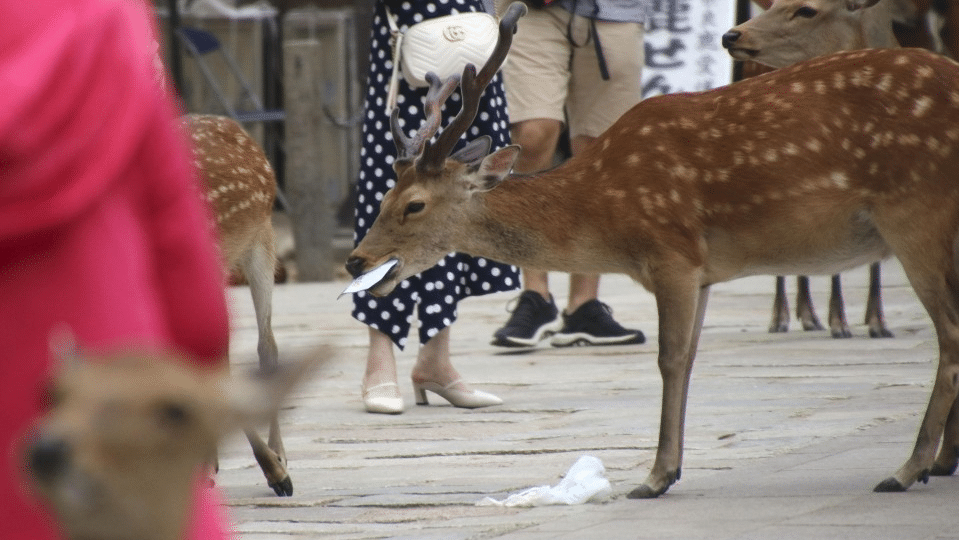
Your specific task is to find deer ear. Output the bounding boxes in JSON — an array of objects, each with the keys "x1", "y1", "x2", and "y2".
[
  {"x1": 452, "y1": 136, "x2": 492, "y2": 165},
  {"x1": 217, "y1": 348, "x2": 326, "y2": 435},
  {"x1": 48, "y1": 324, "x2": 80, "y2": 369},
  {"x1": 846, "y1": 0, "x2": 880, "y2": 11},
  {"x1": 393, "y1": 157, "x2": 415, "y2": 177},
  {"x1": 468, "y1": 145, "x2": 520, "y2": 192}
]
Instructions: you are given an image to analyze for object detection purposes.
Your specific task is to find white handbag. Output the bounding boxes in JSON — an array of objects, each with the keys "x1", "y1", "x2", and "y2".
[{"x1": 385, "y1": 8, "x2": 499, "y2": 110}]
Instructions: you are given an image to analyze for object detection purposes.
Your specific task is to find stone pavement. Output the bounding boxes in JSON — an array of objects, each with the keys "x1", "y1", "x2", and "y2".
[{"x1": 218, "y1": 261, "x2": 958, "y2": 539}]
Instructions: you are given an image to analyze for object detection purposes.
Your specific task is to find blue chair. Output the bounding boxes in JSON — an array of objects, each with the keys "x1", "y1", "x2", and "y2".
[
  {"x1": 176, "y1": 25, "x2": 285, "y2": 124},
  {"x1": 176, "y1": 25, "x2": 289, "y2": 210}
]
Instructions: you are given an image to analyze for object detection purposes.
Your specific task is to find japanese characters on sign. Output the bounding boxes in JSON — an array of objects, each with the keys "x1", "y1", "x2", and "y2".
[{"x1": 642, "y1": 0, "x2": 736, "y2": 97}]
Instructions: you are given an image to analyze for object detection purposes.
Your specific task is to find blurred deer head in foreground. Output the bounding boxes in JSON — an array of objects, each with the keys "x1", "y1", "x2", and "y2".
[{"x1": 22, "y1": 339, "x2": 319, "y2": 540}]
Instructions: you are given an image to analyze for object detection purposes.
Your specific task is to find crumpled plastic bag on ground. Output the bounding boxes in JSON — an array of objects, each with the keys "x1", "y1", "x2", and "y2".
[{"x1": 477, "y1": 455, "x2": 612, "y2": 507}]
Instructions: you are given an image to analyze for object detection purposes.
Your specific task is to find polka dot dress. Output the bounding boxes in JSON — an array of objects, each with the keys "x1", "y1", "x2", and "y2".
[{"x1": 353, "y1": 0, "x2": 519, "y2": 350}]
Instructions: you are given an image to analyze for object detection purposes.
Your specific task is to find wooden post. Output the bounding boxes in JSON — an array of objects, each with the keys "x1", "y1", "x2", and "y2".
[{"x1": 283, "y1": 39, "x2": 335, "y2": 281}]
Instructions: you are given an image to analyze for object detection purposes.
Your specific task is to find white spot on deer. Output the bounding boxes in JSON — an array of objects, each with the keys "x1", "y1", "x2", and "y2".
[
  {"x1": 877, "y1": 73, "x2": 894, "y2": 92},
  {"x1": 813, "y1": 80, "x2": 827, "y2": 95},
  {"x1": 626, "y1": 153, "x2": 642, "y2": 166},
  {"x1": 791, "y1": 82, "x2": 805, "y2": 94},
  {"x1": 764, "y1": 149, "x2": 778, "y2": 163},
  {"x1": 805, "y1": 138, "x2": 822, "y2": 152},
  {"x1": 895, "y1": 55, "x2": 910, "y2": 65},
  {"x1": 916, "y1": 65, "x2": 934, "y2": 79},
  {"x1": 602, "y1": 139, "x2": 611, "y2": 151},
  {"x1": 869, "y1": 162, "x2": 879, "y2": 175},
  {"x1": 640, "y1": 125, "x2": 653, "y2": 136},
  {"x1": 832, "y1": 72, "x2": 846, "y2": 90},
  {"x1": 912, "y1": 96, "x2": 933, "y2": 117},
  {"x1": 899, "y1": 133, "x2": 921, "y2": 146},
  {"x1": 830, "y1": 171, "x2": 849, "y2": 189}
]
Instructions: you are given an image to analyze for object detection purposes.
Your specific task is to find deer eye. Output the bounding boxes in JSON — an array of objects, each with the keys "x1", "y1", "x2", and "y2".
[
  {"x1": 156, "y1": 400, "x2": 191, "y2": 429},
  {"x1": 404, "y1": 201, "x2": 425, "y2": 216},
  {"x1": 792, "y1": 6, "x2": 818, "y2": 18}
]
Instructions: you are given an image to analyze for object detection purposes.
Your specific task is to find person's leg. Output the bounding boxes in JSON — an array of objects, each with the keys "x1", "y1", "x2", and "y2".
[
  {"x1": 412, "y1": 327, "x2": 502, "y2": 408},
  {"x1": 512, "y1": 118, "x2": 564, "y2": 299},
  {"x1": 362, "y1": 328, "x2": 403, "y2": 414},
  {"x1": 490, "y1": 6, "x2": 571, "y2": 348},
  {"x1": 549, "y1": 20, "x2": 646, "y2": 348},
  {"x1": 489, "y1": 119, "x2": 567, "y2": 347}
]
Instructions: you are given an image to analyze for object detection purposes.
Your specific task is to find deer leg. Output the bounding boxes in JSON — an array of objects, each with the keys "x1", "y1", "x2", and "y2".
[
  {"x1": 931, "y1": 397, "x2": 959, "y2": 476},
  {"x1": 242, "y1": 232, "x2": 291, "y2": 496},
  {"x1": 875, "y1": 257, "x2": 958, "y2": 492},
  {"x1": 629, "y1": 278, "x2": 709, "y2": 499},
  {"x1": 769, "y1": 276, "x2": 790, "y2": 333},
  {"x1": 827, "y1": 274, "x2": 852, "y2": 338},
  {"x1": 795, "y1": 276, "x2": 825, "y2": 331},
  {"x1": 865, "y1": 262, "x2": 894, "y2": 338}
]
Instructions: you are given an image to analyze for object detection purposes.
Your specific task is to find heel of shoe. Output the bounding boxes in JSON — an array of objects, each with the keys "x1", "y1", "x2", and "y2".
[{"x1": 414, "y1": 384, "x2": 429, "y2": 406}]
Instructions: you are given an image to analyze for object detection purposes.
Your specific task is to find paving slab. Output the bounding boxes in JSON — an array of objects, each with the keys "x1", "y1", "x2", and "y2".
[{"x1": 218, "y1": 261, "x2": 958, "y2": 539}]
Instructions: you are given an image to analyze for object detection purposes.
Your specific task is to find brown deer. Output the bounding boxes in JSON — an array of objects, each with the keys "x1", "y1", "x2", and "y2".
[
  {"x1": 346, "y1": 2, "x2": 959, "y2": 498},
  {"x1": 182, "y1": 114, "x2": 291, "y2": 496},
  {"x1": 23, "y1": 340, "x2": 317, "y2": 540},
  {"x1": 723, "y1": 0, "x2": 906, "y2": 339}
]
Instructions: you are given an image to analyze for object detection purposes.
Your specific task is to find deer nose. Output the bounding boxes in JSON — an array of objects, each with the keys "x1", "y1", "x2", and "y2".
[
  {"x1": 345, "y1": 256, "x2": 367, "y2": 279},
  {"x1": 28, "y1": 435, "x2": 70, "y2": 480},
  {"x1": 721, "y1": 31, "x2": 741, "y2": 49}
]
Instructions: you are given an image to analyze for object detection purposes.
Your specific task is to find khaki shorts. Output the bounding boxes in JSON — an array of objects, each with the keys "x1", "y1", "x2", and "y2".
[{"x1": 499, "y1": 5, "x2": 644, "y2": 138}]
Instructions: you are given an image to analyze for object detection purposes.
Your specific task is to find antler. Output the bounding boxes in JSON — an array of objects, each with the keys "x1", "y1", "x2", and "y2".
[
  {"x1": 418, "y1": 1, "x2": 528, "y2": 173},
  {"x1": 391, "y1": 72, "x2": 461, "y2": 161}
]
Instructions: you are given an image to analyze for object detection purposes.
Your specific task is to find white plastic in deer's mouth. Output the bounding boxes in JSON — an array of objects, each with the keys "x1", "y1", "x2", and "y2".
[{"x1": 339, "y1": 258, "x2": 400, "y2": 298}]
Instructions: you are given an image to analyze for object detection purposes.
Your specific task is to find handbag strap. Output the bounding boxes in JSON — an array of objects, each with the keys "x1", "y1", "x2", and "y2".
[{"x1": 384, "y1": 6, "x2": 404, "y2": 113}]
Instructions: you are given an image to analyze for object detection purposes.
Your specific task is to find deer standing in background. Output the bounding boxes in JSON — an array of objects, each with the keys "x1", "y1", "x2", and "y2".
[
  {"x1": 723, "y1": 0, "x2": 905, "y2": 339},
  {"x1": 347, "y1": 2, "x2": 959, "y2": 497},
  {"x1": 23, "y1": 342, "x2": 317, "y2": 540},
  {"x1": 182, "y1": 114, "x2": 292, "y2": 496}
]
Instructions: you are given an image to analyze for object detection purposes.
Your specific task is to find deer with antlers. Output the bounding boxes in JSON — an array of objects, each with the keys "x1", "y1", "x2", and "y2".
[
  {"x1": 182, "y1": 114, "x2": 292, "y2": 496},
  {"x1": 346, "y1": 2, "x2": 959, "y2": 497}
]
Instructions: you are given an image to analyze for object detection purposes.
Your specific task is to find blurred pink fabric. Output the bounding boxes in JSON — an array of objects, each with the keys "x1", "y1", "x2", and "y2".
[{"x1": 0, "y1": 0, "x2": 232, "y2": 538}]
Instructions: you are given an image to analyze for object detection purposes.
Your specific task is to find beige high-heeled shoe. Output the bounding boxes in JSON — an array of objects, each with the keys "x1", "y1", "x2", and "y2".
[
  {"x1": 413, "y1": 379, "x2": 503, "y2": 409},
  {"x1": 362, "y1": 382, "x2": 403, "y2": 414}
]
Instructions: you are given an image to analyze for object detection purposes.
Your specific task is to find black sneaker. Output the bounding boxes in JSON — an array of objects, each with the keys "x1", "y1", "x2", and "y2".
[
  {"x1": 550, "y1": 300, "x2": 645, "y2": 347},
  {"x1": 491, "y1": 291, "x2": 563, "y2": 347}
]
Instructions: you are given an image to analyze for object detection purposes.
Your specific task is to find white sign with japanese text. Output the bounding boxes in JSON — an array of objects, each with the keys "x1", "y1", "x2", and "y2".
[{"x1": 642, "y1": 0, "x2": 737, "y2": 97}]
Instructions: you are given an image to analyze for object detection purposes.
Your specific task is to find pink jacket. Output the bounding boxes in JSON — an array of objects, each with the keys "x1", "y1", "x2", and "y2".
[{"x1": 0, "y1": 0, "x2": 231, "y2": 537}]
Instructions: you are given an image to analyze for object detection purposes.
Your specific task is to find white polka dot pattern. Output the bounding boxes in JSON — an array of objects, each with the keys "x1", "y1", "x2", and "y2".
[{"x1": 351, "y1": 0, "x2": 519, "y2": 349}]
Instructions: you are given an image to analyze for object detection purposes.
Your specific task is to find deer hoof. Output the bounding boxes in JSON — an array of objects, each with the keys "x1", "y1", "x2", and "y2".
[
  {"x1": 873, "y1": 477, "x2": 907, "y2": 492},
  {"x1": 626, "y1": 484, "x2": 666, "y2": 499},
  {"x1": 869, "y1": 327, "x2": 894, "y2": 338},
  {"x1": 930, "y1": 461, "x2": 958, "y2": 477},
  {"x1": 830, "y1": 328, "x2": 853, "y2": 339},
  {"x1": 270, "y1": 476, "x2": 293, "y2": 497}
]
